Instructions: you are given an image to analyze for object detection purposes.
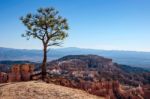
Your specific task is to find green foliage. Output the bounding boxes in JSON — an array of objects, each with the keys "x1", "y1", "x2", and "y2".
[{"x1": 20, "y1": 7, "x2": 69, "y2": 46}]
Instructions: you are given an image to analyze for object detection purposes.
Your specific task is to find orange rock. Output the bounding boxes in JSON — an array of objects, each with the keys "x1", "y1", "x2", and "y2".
[
  {"x1": 11, "y1": 64, "x2": 20, "y2": 73},
  {"x1": 21, "y1": 64, "x2": 30, "y2": 73},
  {"x1": 20, "y1": 64, "x2": 34, "y2": 81},
  {"x1": 7, "y1": 64, "x2": 34, "y2": 82},
  {"x1": 0, "y1": 72, "x2": 8, "y2": 83},
  {"x1": 21, "y1": 72, "x2": 31, "y2": 81},
  {"x1": 29, "y1": 64, "x2": 34, "y2": 73},
  {"x1": 8, "y1": 73, "x2": 21, "y2": 82}
]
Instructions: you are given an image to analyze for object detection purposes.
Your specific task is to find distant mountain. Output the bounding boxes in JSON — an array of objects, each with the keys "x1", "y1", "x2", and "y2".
[{"x1": 0, "y1": 47, "x2": 150, "y2": 69}]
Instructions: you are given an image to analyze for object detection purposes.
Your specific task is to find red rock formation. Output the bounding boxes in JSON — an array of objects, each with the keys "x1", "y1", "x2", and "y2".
[
  {"x1": 48, "y1": 75, "x2": 146, "y2": 99},
  {"x1": 0, "y1": 72, "x2": 8, "y2": 83},
  {"x1": 21, "y1": 64, "x2": 34, "y2": 81},
  {"x1": 8, "y1": 64, "x2": 21, "y2": 82},
  {"x1": 1, "y1": 64, "x2": 34, "y2": 82},
  {"x1": 142, "y1": 85, "x2": 150, "y2": 99}
]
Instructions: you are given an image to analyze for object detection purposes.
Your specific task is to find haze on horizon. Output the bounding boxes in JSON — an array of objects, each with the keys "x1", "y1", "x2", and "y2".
[{"x1": 0, "y1": 0, "x2": 150, "y2": 52}]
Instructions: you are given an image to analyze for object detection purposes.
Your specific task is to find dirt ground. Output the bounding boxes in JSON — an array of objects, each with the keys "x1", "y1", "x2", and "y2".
[{"x1": 0, "y1": 81, "x2": 104, "y2": 99}]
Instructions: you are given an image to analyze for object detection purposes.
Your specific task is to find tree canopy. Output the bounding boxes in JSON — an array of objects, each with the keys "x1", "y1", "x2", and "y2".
[{"x1": 20, "y1": 7, "x2": 69, "y2": 46}]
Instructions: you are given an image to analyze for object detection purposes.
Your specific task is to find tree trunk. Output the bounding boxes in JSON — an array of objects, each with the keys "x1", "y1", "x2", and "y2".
[{"x1": 41, "y1": 44, "x2": 47, "y2": 80}]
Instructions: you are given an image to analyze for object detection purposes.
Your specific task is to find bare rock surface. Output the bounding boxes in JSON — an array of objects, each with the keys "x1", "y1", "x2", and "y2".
[{"x1": 0, "y1": 81, "x2": 103, "y2": 99}]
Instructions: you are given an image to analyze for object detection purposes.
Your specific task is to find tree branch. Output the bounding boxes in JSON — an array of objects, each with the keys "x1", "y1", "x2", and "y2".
[{"x1": 47, "y1": 42, "x2": 63, "y2": 47}]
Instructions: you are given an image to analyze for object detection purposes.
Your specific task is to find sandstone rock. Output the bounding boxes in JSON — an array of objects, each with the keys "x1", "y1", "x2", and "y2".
[
  {"x1": 0, "y1": 72, "x2": 8, "y2": 83},
  {"x1": 20, "y1": 64, "x2": 34, "y2": 81},
  {"x1": 3, "y1": 64, "x2": 35, "y2": 82},
  {"x1": 11, "y1": 64, "x2": 20, "y2": 73},
  {"x1": 21, "y1": 72, "x2": 31, "y2": 81},
  {"x1": 8, "y1": 73, "x2": 21, "y2": 82}
]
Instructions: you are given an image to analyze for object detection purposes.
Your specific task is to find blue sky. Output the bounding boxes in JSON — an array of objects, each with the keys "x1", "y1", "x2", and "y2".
[{"x1": 0, "y1": 0, "x2": 150, "y2": 51}]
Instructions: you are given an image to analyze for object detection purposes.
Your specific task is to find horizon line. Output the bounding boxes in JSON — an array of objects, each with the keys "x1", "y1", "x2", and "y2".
[{"x1": 0, "y1": 46, "x2": 150, "y2": 53}]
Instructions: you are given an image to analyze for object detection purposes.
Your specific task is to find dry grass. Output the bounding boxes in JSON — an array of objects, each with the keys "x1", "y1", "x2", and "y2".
[{"x1": 0, "y1": 81, "x2": 104, "y2": 99}]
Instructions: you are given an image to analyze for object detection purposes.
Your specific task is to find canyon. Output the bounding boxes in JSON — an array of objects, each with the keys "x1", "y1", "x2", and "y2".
[{"x1": 0, "y1": 55, "x2": 150, "y2": 99}]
